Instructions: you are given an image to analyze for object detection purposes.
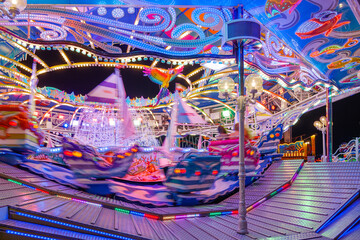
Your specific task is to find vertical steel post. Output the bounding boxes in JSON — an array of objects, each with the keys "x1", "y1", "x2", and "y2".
[
  {"x1": 322, "y1": 130, "x2": 326, "y2": 162},
  {"x1": 236, "y1": 5, "x2": 248, "y2": 235},
  {"x1": 326, "y1": 88, "x2": 333, "y2": 162},
  {"x1": 356, "y1": 137, "x2": 359, "y2": 161}
]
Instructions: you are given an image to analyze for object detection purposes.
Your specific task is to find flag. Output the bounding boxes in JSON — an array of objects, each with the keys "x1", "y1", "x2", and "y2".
[
  {"x1": 115, "y1": 68, "x2": 135, "y2": 139},
  {"x1": 177, "y1": 97, "x2": 207, "y2": 124},
  {"x1": 197, "y1": 135, "x2": 202, "y2": 149},
  {"x1": 86, "y1": 73, "x2": 119, "y2": 103}
]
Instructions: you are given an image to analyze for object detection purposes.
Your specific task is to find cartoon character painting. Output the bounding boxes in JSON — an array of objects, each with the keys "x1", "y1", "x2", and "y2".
[
  {"x1": 296, "y1": 11, "x2": 350, "y2": 39},
  {"x1": 265, "y1": 0, "x2": 302, "y2": 17},
  {"x1": 310, "y1": 38, "x2": 358, "y2": 57},
  {"x1": 327, "y1": 57, "x2": 360, "y2": 70},
  {"x1": 339, "y1": 73, "x2": 360, "y2": 84}
]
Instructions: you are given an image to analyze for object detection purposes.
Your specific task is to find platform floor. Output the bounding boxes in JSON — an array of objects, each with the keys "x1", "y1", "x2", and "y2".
[{"x1": 0, "y1": 160, "x2": 359, "y2": 239}]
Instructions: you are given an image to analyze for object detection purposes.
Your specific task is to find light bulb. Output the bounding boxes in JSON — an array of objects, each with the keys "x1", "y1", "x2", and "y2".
[{"x1": 320, "y1": 116, "x2": 327, "y2": 125}]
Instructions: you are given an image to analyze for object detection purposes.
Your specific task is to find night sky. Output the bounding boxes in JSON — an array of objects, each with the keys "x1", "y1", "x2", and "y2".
[
  {"x1": 21, "y1": 49, "x2": 196, "y2": 98},
  {"x1": 292, "y1": 92, "x2": 360, "y2": 158}
]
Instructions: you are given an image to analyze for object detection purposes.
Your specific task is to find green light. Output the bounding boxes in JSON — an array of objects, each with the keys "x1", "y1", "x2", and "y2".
[
  {"x1": 270, "y1": 191, "x2": 277, "y2": 197},
  {"x1": 8, "y1": 179, "x2": 22, "y2": 185},
  {"x1": 115, "y1": 208, "x2": 130, "y2": 214},
  {"x1": 209, "y1": 212, "x2": 222, "y2": 216},
  {"x1": 222, "y1": 109, "x2": 231, "y2": 118}
]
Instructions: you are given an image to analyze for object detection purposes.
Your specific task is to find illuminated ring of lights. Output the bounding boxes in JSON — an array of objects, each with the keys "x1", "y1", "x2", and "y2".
[
  {"x1": 97, "y1": 7, "x2": 107, "y2": 16},
  {"x1": 128, "y1": 7, "x2": 135, "y2": 14},
  {"x1": 211, "y1": 46, "x2": 219, "y2": 54},
  {"x1": 112, "y1": 8, "x2": 124, "y2": 19}
]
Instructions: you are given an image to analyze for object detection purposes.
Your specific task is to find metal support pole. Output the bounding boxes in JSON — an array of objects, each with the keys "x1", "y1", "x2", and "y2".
[
  {"x1": 322, "y1": 130, "x2": 326, "y2": 162},
  {"x1": 356, "y1": 137, "x2": 359, "y2": 161},
  {"x1": 236, "y1": 5, "x2": 248, "y2": 235},
  {"x1": 326, "y1": 88, "x2": 333, "y2": 162}
]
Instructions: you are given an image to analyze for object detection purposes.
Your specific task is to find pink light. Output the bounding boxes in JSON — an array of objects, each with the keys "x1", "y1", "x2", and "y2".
[{"x1": 59, "y1": 115, "x2": 64, "y2": 119}]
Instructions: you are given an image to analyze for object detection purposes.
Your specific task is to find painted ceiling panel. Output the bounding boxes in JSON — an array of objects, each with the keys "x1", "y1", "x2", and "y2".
[
  {"x1": 245, "y1": 0, "x2": 360, "y2": 89},
  {"x1": 0, "y1": 0, "x2": 354, "y2": 125}
]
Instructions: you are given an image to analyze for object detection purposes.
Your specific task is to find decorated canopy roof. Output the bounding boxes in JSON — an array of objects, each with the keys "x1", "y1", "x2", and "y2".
[{"x1": 0, "y1": 0, "x2": 359, "y2": 133}]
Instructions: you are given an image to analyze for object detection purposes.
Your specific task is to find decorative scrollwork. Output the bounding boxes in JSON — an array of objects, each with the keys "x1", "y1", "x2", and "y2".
[
  {"x1": 191, "y1": 8, "x2": 225, "y2": 28},
  {"x1": 139, "y1": 7, "x2": 171, "y2": 32}
]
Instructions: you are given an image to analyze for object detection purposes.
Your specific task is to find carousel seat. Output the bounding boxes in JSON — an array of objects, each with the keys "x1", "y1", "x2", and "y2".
[{"x1": 163, "y1": 153, "x2": 221, "y2": 193}]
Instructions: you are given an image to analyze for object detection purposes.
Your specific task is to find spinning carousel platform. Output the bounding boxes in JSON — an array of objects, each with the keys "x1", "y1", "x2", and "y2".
[{"x1": 0, "y1": 160, "x2": 359, "y2": 239}]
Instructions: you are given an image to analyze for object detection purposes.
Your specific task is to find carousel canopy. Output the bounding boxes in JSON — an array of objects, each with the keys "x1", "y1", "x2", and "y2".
[{"x1": 0, "y1": 0, "x2": 359, "y2": 134}]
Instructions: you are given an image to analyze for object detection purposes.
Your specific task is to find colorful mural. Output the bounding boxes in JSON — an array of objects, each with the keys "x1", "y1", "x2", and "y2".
[{"x1": 245, "y1": 0, "x2": 360, "y2": 89}]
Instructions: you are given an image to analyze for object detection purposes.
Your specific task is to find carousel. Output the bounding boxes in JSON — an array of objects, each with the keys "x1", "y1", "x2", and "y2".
[{"x1": 0, "y1": 0, "x2": 360, "y2": 239}]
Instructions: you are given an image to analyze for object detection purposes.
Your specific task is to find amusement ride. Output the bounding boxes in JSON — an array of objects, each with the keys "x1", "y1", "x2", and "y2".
[{"x1": 0, "y1": 0, "x2": 360, "y2": 239}]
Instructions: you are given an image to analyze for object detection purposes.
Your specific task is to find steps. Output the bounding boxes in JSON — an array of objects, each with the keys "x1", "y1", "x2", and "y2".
[
  {"x1": 0, "y1": 219, "x2": 115, "y2": 240},
  {"x1": 339, "y1": 220, "x2": 360, "y2": 240},
  {"x1": 318, "y1": 195, "x2": 360, "y2": 239},
  {"x1": 0, "y1": 206, "x2": 148, "y2": 240}
]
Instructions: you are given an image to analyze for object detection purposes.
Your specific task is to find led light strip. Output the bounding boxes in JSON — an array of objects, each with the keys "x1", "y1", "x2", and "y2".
[
  {"x1": 115, "y1": 208, "x2": 159, "y2": 220},
  {"x1": 6, "y1": 178, "x2": 100, "y2": 207},
  {"x1": 247, "y1": 161, "x2": 304, "y2": 212},
  {"x1": 316, "y1": 190, "x2": 360, "y2": 233},
  {"x1": 57, "y1": 195, "x2": 102, "y2": 207},
  {"x1": 14, "y1": 212, "x2": 135, "y2": 240},
  {"x1": 7, "y1": 179, "x2": 49, "y2": 194},
  {"x1": 6, "y1": 230, "x2": 58, "y2": 240}
]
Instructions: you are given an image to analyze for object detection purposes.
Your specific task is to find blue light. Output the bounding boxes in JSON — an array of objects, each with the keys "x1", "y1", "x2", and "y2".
[
  {"x1": 14, "y1": 212, "x2": 135, "y2": 240},
  {"x1": 6, "y1": 230, "x2": 58, "y2": 240},
  {"x1": 22, "y1": 184, "x2": 36, "y2": 190},
  {"x1": 337, "y1": 216, "x2": 360, "y2": 239},
  {"x1": 63, "y1": 123, "x2": 69, "y2": 128},
  {"x1": 130, "y1": 211, "x2": 145, "y2": 217},
  {"x1": 316, "y1": 191, "x2": 360, "y2": 232},
  {"x1": 221, "y1": 211, "x2": 232, "y2": 215}
]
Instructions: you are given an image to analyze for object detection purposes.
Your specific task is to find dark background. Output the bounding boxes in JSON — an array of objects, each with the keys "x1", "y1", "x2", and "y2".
[{"x1": 292, "y1": 92, "x2": 360, "y2": 158}]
